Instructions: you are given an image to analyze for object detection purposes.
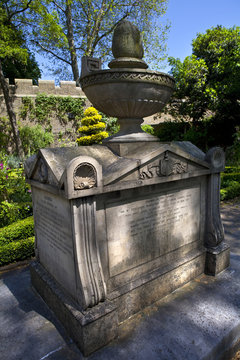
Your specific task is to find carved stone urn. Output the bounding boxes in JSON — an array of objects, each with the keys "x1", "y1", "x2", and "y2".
[{"x1": 80, "y1": 20, "x2": 175, "y2": 142}]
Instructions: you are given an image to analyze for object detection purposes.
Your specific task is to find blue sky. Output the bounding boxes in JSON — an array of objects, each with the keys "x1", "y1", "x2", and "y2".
[
  {"x1": 37, "y1": 0, "x2": 240, "y2": 79},
  {"x1": 165, "y1": 0, "x2": 240, "y2": 66}
]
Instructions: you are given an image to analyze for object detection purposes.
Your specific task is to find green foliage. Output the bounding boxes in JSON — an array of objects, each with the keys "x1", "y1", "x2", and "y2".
[
  {"x1": 20, "y1": 93, "x2": 85, "y2": 127},
  {"x1": 0, "y1": 153, "x2": 31, "y2": 203},
  {"x1": 0, "y1": 216, "x2": 34, "y2": 246},
  {"x1": 0, "y1": 152, "x2": 32, "y2": 227},
  {"x1": 0, "y1": 236, "x2": 35, "y2": 266},
  {"x1": 77, "y1": 107, "x2": 109, "y2": 145},
  {"x1": 2, "y1": 51, "x2": 41, "y2": 85},
  {"x1": 224, "y1": 166, "x2": 240, "y2": 174},
  {"x1": 0, "y1": 200, "x2": 32, "y2": 228},
  {"x1": 220, "y1": 166, "x2": 240, "y2": 201},
  {"x1": 100, "y1": 113, "x2": 119, "y2": 136},
  {"x1": 141, "y1": 124, "x2": 155, "y2": 135},
  {"x1": 0, "y1": 5, "x2": 28, "y2": 63},
  {"x1": 167, "y1": 26, "x2": 240, "y2": 148},
  {"x1": 156, "y1": 121, "x2": 189, "y2": 142},
  {"x1": 19, "y1": 125, "x2": 54, "y2": 156},
  {"x1": 220, "y1": 182, "x2": 240, "y2": 201},
  {"x1": 225, "y1": 127, "x2": 240, "y2": 166}
]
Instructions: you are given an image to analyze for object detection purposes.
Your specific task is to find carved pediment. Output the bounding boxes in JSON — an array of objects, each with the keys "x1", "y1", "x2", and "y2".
[{"x1": 104, "y1": 143, "x2": 210, "y2": 186}]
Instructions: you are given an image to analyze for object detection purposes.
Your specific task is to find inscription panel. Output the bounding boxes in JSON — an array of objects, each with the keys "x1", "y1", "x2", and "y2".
[
  {"x1": 106, "y1": 187, "x2": 200, "y2": 277},
  {"x1": 32, "y1": 187, "x2": 76, "y2": 297}
]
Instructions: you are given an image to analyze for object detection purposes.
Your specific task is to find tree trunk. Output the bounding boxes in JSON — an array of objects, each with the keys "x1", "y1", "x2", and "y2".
[
  {"x1": 65, "y1": 3, "x2": 80, "y2": 85},
  {"x1": 0, "y1": 59, "x2": 24, "y2": 159}
]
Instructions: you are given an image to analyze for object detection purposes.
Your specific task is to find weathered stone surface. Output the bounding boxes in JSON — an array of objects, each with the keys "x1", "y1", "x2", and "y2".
[
  {"x1": 26, "y1": 140, "x2": 229, "y2": 354},
  {"x1": 32, "y1": 188, "x2": 76, "y2": 298},
  {"x1": 30, "y1": 261, "x2": 118, "y2": 356},
  {"x1": 106, "y1": 187, "x2": 200, "y2": 277},
  {"x1": 112, "y1": 20, "x2": 144, "y2": 60},
  {"x1": 205, "y1": 242, "x2": 230, "y2": 275}
]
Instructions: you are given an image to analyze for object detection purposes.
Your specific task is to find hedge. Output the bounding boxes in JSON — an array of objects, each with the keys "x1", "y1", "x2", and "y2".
[
  {"x1": 224, "y1": 166, "x2": 240, "y2": 174},
  {"x1": 0, "y1": 237, "x2": 35, "y2": 266},
  {"x1": 220, "y1": 182, "x2": 240, "y2": 201},
  {"x1": 219, "y1": 166, "x2": 240, "y2": 201},
  {"x1": 0, "y1": 216, "x2": 34, "y2": 246},
  {"x1": 221, "y1": 173, "x2": 240, "y2": 184}
]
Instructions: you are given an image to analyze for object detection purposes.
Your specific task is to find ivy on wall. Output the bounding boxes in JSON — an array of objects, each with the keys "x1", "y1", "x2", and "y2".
[{"x1": 19, "y1": 93, "x2": 85, "y2": 129}]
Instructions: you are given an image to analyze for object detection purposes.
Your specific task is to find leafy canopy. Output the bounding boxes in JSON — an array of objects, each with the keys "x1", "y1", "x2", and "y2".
[
  {"x1": 0, "y1": 3, "x2": 28, "y2": 64},
  {"x1": 25, "y1": 0, "x2": 169, "y2": 79},
  {"x1": 168, "y1": 26, "x2": 240, "y2": 121}
]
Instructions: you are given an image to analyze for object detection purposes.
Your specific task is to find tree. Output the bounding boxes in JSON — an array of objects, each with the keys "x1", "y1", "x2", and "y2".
[
  {"x1": 2, "y1": 51, "x2": 41, "y2": 85},
  {"x1": 25, "y1": 0, "x2": 169, "y2": 83},
  {"x1": 167, "y1": 26, "x2": 240, "y2": 148},
  {"x1": 0, "y1": 1, "x2": 33, "y2": 158}
]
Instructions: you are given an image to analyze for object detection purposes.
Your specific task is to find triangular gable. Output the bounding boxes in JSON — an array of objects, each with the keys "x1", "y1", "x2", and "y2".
[{"x1": 104, "y1": 143, "x2": 210, "y2": 186}]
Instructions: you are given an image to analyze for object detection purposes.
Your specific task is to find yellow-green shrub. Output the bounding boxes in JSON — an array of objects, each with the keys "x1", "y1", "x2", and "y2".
[{"x1": 77, "y1": 107, "x2": 109, "y2": 145}]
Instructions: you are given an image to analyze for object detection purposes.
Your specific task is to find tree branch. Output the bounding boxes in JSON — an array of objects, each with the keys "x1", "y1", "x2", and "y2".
[
  {"x1": 8, "y1": 0, "x2": 33, "y2": 21},
  {"x1": 52, "y1": 0, "x2": 65, "y2": 13},
  {"x1": 91, "y1": 13, "x2": 129, "y2": 51},
  {"x1": 32, "y1": 41, "x2": 72, "y2": 65}
]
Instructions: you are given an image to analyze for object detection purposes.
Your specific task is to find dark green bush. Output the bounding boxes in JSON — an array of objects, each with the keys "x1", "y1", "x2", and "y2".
[
  {"x1": 220, "y1": 181, "x2": 240, "y2": 201},
  {"x1": 221, "y1": 173, "x2": 240, "y2": 188},
  {"x1": 0, "y1": 216, "x2": 34, "y2": 245},
  {"x1": 220, "y1": 166, "x2": 240, "y2": 200},
  {"x1": 224, "y1": 166, "x2": 240, "y2": 174},
  {"x1": 156, "y1": 121, "x2": 188, "y2": 142},
  {"x1": 0, "y1": 237, "x2": 35, "y2": 266}
]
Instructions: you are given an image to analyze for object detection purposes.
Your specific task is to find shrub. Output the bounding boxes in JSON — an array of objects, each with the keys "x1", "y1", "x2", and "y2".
[
  {"x1": 220, "y1": 166, "x2": 240, "y2": 201},
  {"x1": 0, "y1": 201, "x2": 32, "y2": 228},
  {"x1": 19, "y1": 125, "x2": 54, "y2": 156},
  {"x1": 0, "y1": 153, "x2": 31, "y2": 203},
  {"x1": 100, "y1": 113, "x2": 119, "y2": 136},
  {"x1": 156, "y1": 121, "x2": 188, "y2": 142},
  {"x1": 77, "y1": 107, "x2": 109, "y2": 145},
  {"x1": 220, "y1": 182, "x2": 240, "y2": 201},
  {"x1": 0, "y1": 216, "x2": 34, "y2": 245},
  {"x1": 141, "y1": 124, "x2": 155, "y2": 135},
  {"x1": 225, "y1": 127, "x2": 240, "y2": 166},
  {"x1": 0, "y1": 237, "x2": 35, "y2": 266}
]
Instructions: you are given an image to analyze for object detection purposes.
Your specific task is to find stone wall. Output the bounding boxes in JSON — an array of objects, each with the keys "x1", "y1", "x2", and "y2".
[
  {"x1": 0, "y1": 79, "x2": 88, "y2": 137},
  {"x1": 0, "y1": 78, "x2": 85, "y2": 97}
]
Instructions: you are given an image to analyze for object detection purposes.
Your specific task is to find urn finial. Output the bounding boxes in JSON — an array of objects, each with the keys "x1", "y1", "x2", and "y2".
[{"x1": 108, "y1": 20, "x2": 148, "y2": 69}]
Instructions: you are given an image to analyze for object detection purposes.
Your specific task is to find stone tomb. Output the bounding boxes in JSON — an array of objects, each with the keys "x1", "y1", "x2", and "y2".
[{"x1": 25, "y1": 141, "x2": 230, "y2": 355}]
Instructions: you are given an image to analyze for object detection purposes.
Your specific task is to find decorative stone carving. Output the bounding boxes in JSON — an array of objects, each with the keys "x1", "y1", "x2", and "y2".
[
  {"x1": 38, "y1": 158, "x2": 48, "y2": 183},
  {"x1": 81, "y1": 56, "x2": 102, "y2": 78},
  {"x1": 80, "y1": 70, "x2": 175, "y2": 89},
  {"x1": 73, "y1": 163, "x2": 97, "y2": 190},
  {"x1": 205, "y1": 147, "x2": 225, "y2": 172},
  {"x1": 139, "y1": 152, "x2": 188, "y2": 180},
  {"x1": 160, "y1": 152, "x2": 188, "y2": 176},
  {"x1": 73, "y1": 197, "x2": 106, "y2": 309}
]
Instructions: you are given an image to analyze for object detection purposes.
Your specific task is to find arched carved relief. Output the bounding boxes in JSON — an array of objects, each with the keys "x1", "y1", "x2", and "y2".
[{"x1": 73, "y1": 163, "x2": 97, "y2": 190}]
